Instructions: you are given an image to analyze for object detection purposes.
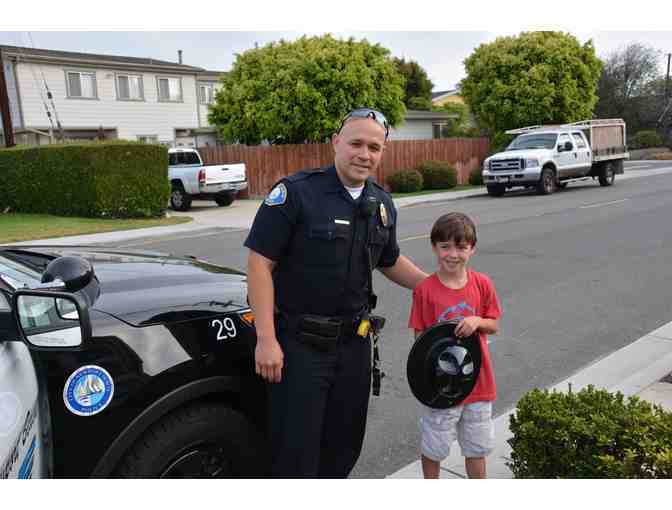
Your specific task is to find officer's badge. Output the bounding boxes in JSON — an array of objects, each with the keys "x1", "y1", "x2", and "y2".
[
  {"x1": 265, "y1": 183, "x2": 287, "y2": 206},
  {"x1": 379, "y1": 202, "x2": 389, "y2": 227}
]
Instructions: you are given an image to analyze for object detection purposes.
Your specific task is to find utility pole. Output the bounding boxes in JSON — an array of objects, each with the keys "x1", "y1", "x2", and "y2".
[
  {"x1": 0, "y1": 48, "x2": 16, "y2": 148},
  {"x1": 665, "y1": 53, "x2": 671, "y2": 104}
]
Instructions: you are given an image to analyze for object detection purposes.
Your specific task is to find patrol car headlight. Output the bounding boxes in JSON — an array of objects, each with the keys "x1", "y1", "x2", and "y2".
[
  {"x1": 239, "y1": 310, "x2": 255, "y2": 327},
  {"x1": 525, "y1": 158, "x2": 539, "y2": 168}
]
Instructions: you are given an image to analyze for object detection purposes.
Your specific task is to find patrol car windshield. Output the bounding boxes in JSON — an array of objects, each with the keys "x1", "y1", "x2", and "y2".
[
  {"x1": 0, "y1": 253, "x2": 42, "y2": 289},
  {"x1": 507, "y1": 133, "x2": 558, "y2": 150}
]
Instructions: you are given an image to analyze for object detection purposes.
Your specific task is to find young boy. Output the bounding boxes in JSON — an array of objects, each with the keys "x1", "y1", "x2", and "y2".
[{"x1": 408, "y1": 212, "x2": 501, "y2": 479}]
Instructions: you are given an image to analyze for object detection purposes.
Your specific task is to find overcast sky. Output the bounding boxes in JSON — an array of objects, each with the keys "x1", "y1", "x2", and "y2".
[
  {"x1": 3, "y1": 1, "x2": 672, "y2": 92},
  {"x1": 1, "y1": 30, "x2": 671, "y2": 92}
]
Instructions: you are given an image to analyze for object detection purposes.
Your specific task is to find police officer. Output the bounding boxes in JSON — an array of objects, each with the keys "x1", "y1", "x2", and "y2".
[{"x1": 244, "y1": 108, "x2": 428, "y2": 478}]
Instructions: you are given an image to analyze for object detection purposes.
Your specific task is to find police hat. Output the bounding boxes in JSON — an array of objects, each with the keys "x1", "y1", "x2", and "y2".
[{"x1": 406, "y1": 321, "x2": 482, "y2": 409}]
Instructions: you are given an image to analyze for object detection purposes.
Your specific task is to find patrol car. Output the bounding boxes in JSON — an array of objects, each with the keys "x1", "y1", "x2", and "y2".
[{"x1": 0, "y1": 246, "x2": 266, "y2": 478}]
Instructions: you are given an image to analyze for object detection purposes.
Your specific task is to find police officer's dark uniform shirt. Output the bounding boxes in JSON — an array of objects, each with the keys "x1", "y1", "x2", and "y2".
[{"x1": 244, "y1": 165, "x2": 400, "y2": 317}]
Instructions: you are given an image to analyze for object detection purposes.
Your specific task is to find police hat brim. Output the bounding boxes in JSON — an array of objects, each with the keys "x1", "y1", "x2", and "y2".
[{"x1": 406, "y1": 322, "x2": 482, "y2": 409}]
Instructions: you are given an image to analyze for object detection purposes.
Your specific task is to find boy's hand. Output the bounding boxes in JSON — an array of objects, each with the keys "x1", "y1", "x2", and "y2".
[{"x1": 454, "y1": 316, "x2": 481, "y2": 338}]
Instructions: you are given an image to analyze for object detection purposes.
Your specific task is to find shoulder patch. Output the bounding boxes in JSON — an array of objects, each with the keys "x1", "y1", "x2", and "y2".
[{"x1": 265, "y1": 183, "x2": 288, "y2": 206}]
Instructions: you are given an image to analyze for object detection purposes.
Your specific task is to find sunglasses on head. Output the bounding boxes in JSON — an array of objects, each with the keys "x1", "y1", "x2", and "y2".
[{"x1": 338, "y1": 108, "x2": 390, "y2": 140}]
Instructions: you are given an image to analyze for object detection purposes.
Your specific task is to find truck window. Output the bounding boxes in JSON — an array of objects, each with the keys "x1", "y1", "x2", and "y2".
[
  {"x1": 169, "y1": 152, "x2": 201, "y2": 166},
  {"x1": 558, "y1": 134, "x2": 572, "y2": 148},
  {"x1": 572, "y1": 133, "x2": 587, "y2": 149}
]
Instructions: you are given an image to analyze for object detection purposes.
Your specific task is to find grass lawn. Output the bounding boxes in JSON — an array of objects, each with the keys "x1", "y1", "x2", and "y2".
[
  {"x1": 391, "y1": 184, "x2": 483, "y2": 198},
  {"x1": 0, "y1": 213, "x2": 192, "y2": 244}
]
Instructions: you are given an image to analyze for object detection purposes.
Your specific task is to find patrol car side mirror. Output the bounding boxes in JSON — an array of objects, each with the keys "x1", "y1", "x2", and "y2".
[{"x1": 12, "y1": 290, "x2": 91, "y2": 349}]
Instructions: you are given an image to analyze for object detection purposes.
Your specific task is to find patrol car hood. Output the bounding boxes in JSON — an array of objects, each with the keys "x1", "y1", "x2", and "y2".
[{"x1": 2, "y1": 246, "x2": 250, "y2": 327}]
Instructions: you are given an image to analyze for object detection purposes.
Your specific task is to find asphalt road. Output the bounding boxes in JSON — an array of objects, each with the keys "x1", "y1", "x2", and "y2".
[{"x1": 113, "y1": 160, "x2": 672, "y2": 477}]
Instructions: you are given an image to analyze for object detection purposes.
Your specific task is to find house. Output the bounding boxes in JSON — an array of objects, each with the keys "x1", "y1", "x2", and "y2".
[
  {"x1": 0, "y1": 44, "x2": 223, "y2": 147},
  {"x1": 431, "y1": 87, "x2": 464, "y2": 107},
  {"x1": 0, "y1": 43, "x2": 469, "y2": 148},
  {"x1": 388, "y1": 109, "x2": 460, "y2": 141}
]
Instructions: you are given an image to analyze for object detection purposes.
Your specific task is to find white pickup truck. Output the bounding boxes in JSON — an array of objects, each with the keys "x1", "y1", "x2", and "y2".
[
  {"x1": 482, "y1": 119, "x2": 630, "y2": 197},
  {"x1": 168, "y1": 148, "x2": 248, "y2": 211}
]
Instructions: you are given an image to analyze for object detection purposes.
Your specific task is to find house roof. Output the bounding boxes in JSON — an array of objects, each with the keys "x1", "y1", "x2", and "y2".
[
  {"x1": 431, "y1": 88, "x2": 461, "y2": 101},
  {"x1": 0, "y1": 44, "x2": 211, "y2": 74},
  {"x1": 403, "y1": 109, "x2": 457, "y2": 120}
]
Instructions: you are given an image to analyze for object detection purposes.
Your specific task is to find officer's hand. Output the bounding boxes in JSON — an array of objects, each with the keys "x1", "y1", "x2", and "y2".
[
  {"x1": 255, "y1": 338, "x2": 284, "y2": 383},
  {"x1": 455, "y1": 316, "x2": 480, "y2": 338}
]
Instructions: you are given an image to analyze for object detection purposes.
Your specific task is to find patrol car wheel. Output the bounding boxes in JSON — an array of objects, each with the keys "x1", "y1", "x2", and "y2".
[
  {"x1": 214, "y1": 192, "x2": 235, "y2": 207},
  {"x1": 114, "y1": 403, "x2": 265, "y2": 478},
  {"x1": 170, "y1": 186, "x2": 192, "y2": 211}
]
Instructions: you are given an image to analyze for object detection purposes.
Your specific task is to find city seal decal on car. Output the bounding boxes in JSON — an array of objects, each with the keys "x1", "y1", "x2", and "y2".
[
  {"x1": 63, "y1": 365, "x2": 114, "y2": 417},
  {"x1": 264, "y1": 183, "x2": 287, "y2": 206}
]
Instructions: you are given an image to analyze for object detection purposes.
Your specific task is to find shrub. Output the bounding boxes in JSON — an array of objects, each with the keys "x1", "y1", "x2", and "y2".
[
  {"x1": 0, "y1": 141, "x2": 170, "y2": 218},
  {"x1": 416, "y1": 160, "x2": 457, "y2": 190},
  {"x1": 387, "y1": 169, "x2": 423, "y2": 193},
  {"x1": 508, "y1": 385, "x2": 672, "y2": 478},
  {"x1": 629, "y1": 130, "x2": 664, "y2": 150},
  {"x1": 469, "y1": 167, "x2": 483, "y2": 186}
]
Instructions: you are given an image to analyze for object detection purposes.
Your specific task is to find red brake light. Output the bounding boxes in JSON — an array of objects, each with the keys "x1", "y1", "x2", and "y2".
[{"x1": 198, "y1": 168, "x2": 206, "y2": 184}]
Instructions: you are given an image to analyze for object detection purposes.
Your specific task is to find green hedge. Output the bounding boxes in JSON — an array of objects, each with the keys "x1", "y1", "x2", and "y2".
[
  {"x1": 0, "y1": 141, "x2": 170, "y2": 218},
  {"x1": 469, "y1": 167, "x2": 483, "y2": 186},
  {"x1": 416, "y1": 160, "x2": 457, "y2": 190},
  {"x1": 387, "y1": 169, "x2": 423, "y2": 193},
  {"x1": 508, "y1": 385, "x2": 672, "y2": 478},
  {"x1": 629, "y1": 130, "x2": 664, "y2": 150}
]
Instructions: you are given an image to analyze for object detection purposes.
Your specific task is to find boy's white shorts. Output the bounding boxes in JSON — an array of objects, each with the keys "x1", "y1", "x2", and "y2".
[{"x1": 420, "y1": 401, "x2": 495, "y2": 461}]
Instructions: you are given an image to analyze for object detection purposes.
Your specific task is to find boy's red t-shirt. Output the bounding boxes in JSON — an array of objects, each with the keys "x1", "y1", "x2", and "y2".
[{"x1": 408, "y1": 269, "x2": 501, "y2": 404}]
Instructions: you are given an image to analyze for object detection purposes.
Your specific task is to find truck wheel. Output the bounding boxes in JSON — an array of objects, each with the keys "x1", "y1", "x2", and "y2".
[
  {"x1": 599, "y1": 162, "x2": 615, "y2": 186},
  {"x1": 215, "y1": 192, "x2": 235, "y2": 207},
  {"x1": 537, "y1": 168, "x2": 555, "y2": 195},
  {"x1": 170, "y1": 186, "x2": 192, "y2": 211},
  {"x1": 114, "y1": 402, "x2": 266, "y2": 478},
  {"x1": 486, "y1": 184, "x2": 506, "y2": 197}
]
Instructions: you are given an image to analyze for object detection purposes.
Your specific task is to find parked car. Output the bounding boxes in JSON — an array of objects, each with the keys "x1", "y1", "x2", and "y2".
[
  {"x1": 482, "y1": 119, "x2": 630, "y2": 197},
  {"x1": 0, "y1": 246, "x2": 266, "y2": 478},
  {"x1": 168, "y1": 148, "x2": 247, "y2": 211}
]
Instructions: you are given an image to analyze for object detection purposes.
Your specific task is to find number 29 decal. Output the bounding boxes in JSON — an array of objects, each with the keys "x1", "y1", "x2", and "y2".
[{"x1": 211, "y1": 318, "x2": 237, "y2": 341}]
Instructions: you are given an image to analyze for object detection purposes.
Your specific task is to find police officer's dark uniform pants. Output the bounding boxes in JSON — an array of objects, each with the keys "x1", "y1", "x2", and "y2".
[{"x1": 268, "y1": 318, "x2": 372, "y2": 478}]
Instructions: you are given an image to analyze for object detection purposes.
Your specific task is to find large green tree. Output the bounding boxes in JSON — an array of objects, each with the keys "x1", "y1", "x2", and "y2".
[
  {"x1": 460, "y1": 31, "x2": 603, "y2": 138},
  {"x1": 393, "y1": 57, "x2": 434, "y2": 110},
  {"x1": 208, "y1": 35, "x2": 406, "y2": 144}
]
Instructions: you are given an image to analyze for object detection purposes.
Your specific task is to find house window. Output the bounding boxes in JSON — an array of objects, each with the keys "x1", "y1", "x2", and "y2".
[
  {"x1": 117, "y1": 74, "x2": 144, "y2": 101},
  {"x1": 432, "y1": 122, "x2": 451, "y2": 139},
  {"x1": 198, "y1": 83, "x2": 214, "y2": 104},
  {"x1": 137, "y1": 135, "x2": 158, "y2": 144},
  {"x1": 66, "y1": 70, "x2": 97, "y2": 99},
  {"x1": 157, "y1": 77, "x2": 182, "y2": 102}
]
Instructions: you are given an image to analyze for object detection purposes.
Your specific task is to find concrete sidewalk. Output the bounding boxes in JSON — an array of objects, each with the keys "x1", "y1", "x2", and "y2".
[
  {"x1": 387, "y1": 320, "x2": 672, "y2": 478},
  {"x1": 12, "y1": 164, "x2": 672, "y2": 247}
]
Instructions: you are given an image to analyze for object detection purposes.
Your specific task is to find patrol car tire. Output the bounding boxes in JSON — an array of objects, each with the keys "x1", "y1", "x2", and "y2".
[
  {"x1": 114, "y1": 402, "x2": 265, "y2": 478},
  {"x1": 214, "y1": 192, "x2": 235, "y2": 207},
  {"x1": 170, "y1": 186, "x2": 192, "y2": 211}
]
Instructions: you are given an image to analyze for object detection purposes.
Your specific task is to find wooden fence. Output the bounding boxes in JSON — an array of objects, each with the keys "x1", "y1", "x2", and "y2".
[{"x1": 199, "y1": 137, "x2": 490, "y2": 198}]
